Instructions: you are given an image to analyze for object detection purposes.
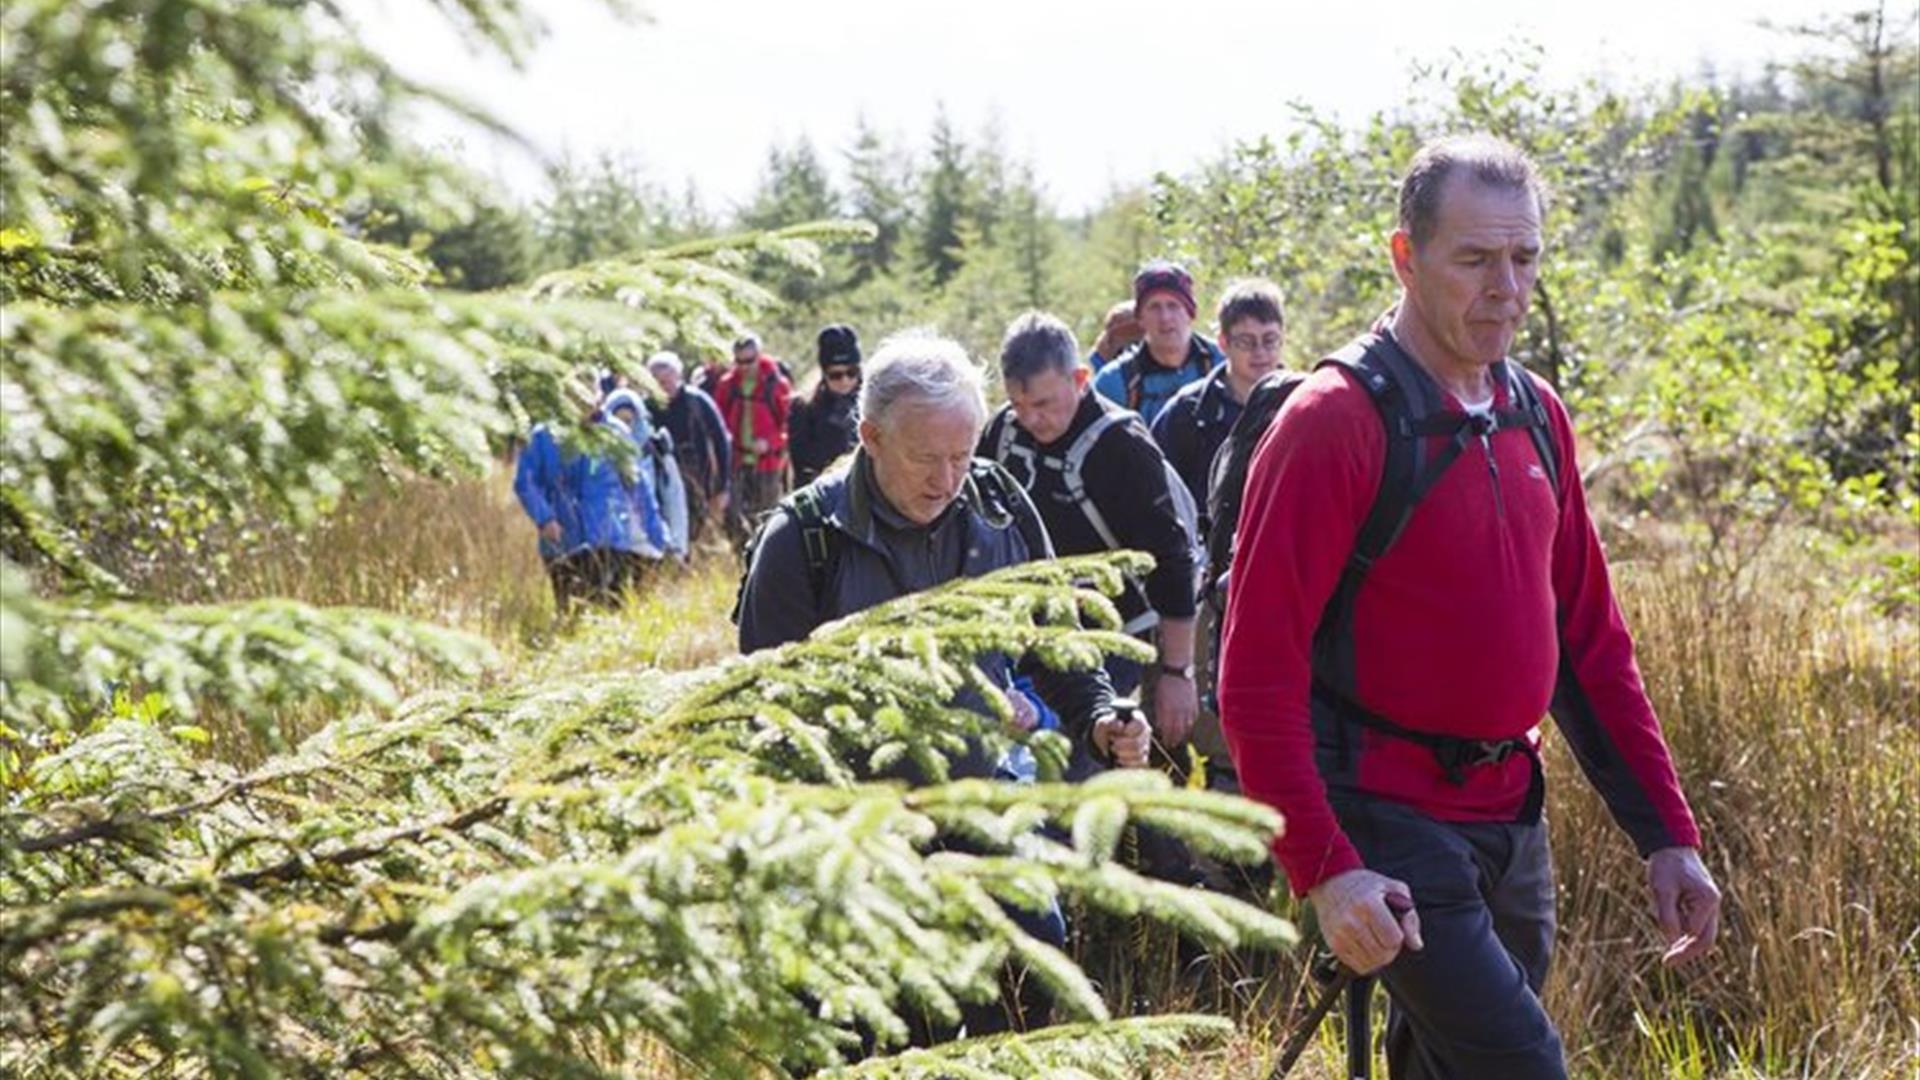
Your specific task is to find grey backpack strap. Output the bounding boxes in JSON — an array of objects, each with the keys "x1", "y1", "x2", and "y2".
[
  {"x1": 992, "y1": 408, "x2": 1044, "y2": 490},
  {"x1": 1061, "y1": 410, "x2": 1129, "y2": 551}
]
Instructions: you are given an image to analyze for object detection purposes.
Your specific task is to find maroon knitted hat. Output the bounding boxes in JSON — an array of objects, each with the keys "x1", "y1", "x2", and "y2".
[{"x1": 1133, "y1": 260, "x2": 1197, "y2": 318}]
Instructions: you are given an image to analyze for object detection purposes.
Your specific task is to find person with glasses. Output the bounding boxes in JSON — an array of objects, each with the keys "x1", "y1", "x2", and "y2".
[
  {"x1": 789, "y1": 324, "x2": 865, "y2": 487},
  {"x1": 1148, "y1": 279, "x2": 1286, "y2": 807},
  {"x1": 1151, "y1": 279, "x2": 1288, "y2": 521},
  {"x1": 715, "y1": 333, "x2": 794, "y2": 552}
]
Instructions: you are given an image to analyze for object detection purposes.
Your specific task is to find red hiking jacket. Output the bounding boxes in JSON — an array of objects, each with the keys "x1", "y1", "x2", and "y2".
[
  {"x1": 714, "y1": 356, "x2": 792, "y2": 473},
  {"x1": 1217, "y1": 360, "x2": 1701, "y2": 895}
]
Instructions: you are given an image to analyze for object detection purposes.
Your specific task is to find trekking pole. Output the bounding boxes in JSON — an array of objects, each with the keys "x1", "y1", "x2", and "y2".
[
  {"x1": 1344, "y1": 972, "x2": 1375, "y2": 1080},
  {"x1": 1267, "y1": 894, "x2": 1410, "y2": 1080},
  {"x1": 1268, "y1": 958, "x2": 1354, "y2": 1079}
]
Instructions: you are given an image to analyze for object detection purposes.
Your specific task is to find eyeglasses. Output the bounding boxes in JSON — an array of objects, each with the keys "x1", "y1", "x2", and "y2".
[
  {"x1": 824, "y1": 368, "x2": 859, "y2": 384},
  {"x1": 1228, "y1": 332, "x2": 1284, "y2": 354}
]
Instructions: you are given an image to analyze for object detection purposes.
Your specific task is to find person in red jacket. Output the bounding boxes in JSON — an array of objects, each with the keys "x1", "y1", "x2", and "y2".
[
  {"x1": 714, "y1": 333, "x2": 793, "y2": 551},
  {"x1": 1217, "y1": 135, "x2": 1722, "y2": 1079}
]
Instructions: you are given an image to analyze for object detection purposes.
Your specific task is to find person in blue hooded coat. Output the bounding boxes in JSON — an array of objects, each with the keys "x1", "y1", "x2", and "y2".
[
  {"x1": 513, "y1": 408, "x2": 662, "y2": 610},
  {"x1": 603, "y1": 388, "x2": 683, "y2": 557}
]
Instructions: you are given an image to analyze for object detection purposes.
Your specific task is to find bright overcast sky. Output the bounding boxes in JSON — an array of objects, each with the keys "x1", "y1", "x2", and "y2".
[{"x1": 349, "y1": 0, "x2": 1863, "y2": 214}]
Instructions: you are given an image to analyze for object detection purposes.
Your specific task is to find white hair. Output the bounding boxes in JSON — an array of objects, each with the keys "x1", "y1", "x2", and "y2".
[
  {"x1": 646, "y1": 350, "x2": 684, "y2": 377},
  {"x1": 859, "y1": 328, "x2": 986, "y2": 432}
]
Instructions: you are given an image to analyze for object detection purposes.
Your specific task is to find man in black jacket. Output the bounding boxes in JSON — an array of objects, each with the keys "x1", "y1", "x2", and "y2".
[
  {"x1": 981, "y1": 312, "x2": 1202, "y2": 763},
  {"x1": 736, "y1": 328, "x2": 1150, "y2": 1039},
  {"x1": 647, "y1": 351, "x2": 731, "y2": 543}
]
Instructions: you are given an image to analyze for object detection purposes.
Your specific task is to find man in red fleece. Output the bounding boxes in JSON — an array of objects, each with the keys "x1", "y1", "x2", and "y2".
[
  {"x1": 1218, "y1": 135, "x2": 1722, "y2": 1078},
  {"x1": 715, "y1": 333, "x2": 793, "y2": 552}
]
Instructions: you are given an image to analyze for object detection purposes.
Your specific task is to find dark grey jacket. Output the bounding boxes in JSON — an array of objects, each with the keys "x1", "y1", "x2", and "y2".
[{"x1": 736, "y1": 450, "x2": 1116, "y2": 774}]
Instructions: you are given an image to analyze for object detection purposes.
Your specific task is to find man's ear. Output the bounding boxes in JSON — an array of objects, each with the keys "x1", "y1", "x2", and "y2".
[
  {"x1": 1073, "y1": 366, "x2": 1091, "y2": 391},
  {"x1": 1390, "y1": 229, "x2": 1417, "y2": 290},
  {"x1": 858, "y1": 418, "x2": 882, "y2": 454}
]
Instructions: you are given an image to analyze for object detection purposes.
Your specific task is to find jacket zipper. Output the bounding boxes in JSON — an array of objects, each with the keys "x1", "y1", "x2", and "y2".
[{"x1": 1477, "y1": 422, "x2": 1506, "y2": 520}]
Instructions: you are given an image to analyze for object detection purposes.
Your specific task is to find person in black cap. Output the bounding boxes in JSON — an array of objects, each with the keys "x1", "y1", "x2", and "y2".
[{"x1": 788, "y1": 323, "x2": 865, "y2": 487}]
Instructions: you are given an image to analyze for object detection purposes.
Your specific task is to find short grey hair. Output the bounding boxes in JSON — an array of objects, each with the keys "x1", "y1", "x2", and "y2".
[
  {"x1": 859, "y1": 329, "x2": 986, "y2": 432},
  {"x1": 998, "y1": 311, "x2": 1080, "y2": 385},
  {"x1": 1399, "y1": 134, "x2": 1547, "y2": 249},
  {"x1": 646, "y1": 350, "x2": 684, "y2": 378},
  {"x1": 731, "y1": 333, "x2": 761, "y2": 353}
]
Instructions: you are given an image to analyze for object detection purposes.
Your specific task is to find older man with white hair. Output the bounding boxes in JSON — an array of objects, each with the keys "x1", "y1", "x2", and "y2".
[
  {"x1": 733, "y1": 329, "x2": 1147, "y2": 1041},
  {"x1": 647, "y1": 350, "x2": 731, "y2": 545},
  {"x1": 735, "y1": 329, "x2": 1148, "y2": 771}
]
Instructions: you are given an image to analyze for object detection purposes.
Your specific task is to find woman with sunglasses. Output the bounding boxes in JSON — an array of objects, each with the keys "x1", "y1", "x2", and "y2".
[{"x1": 789, "y1": 323, "x2": 864, "y2": 487}]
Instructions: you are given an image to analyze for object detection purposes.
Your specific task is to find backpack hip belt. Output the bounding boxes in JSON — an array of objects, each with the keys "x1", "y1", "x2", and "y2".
[{"x1": 1312, "y1": 676, "x2": 1546, "y2": 823}]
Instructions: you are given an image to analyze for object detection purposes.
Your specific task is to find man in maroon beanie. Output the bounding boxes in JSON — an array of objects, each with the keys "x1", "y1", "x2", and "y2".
[{"x1": 1090, "y1": 259, "x2": 1225, "y2": 424}]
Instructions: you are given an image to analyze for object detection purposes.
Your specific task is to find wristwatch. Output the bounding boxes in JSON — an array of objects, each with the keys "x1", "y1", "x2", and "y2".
[{"x1": 1152, "y1": 661, "x2": 1195, "y2": 681}]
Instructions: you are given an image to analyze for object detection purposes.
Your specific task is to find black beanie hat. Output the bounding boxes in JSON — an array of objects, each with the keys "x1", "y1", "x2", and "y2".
[{"x1": 817, "y1": 324, "x2": 861, "y2": 368}]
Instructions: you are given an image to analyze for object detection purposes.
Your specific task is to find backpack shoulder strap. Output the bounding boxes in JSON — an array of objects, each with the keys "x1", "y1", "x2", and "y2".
[
  {"x1": 969, "y1": 458, "x2": 1051, "y2": 560},
  {"x1": 729, "y1": 482, "x2": 839, "y2": 627},
  {"x1": 786, "y1": 485, "x2": 836, "y2": 588},
  {"x1": 1123, "y1": 351, "x2": 1146, "y2": 413},
  {"x1": 1497, "y1": 363, "x2": 1562, "y2": 495},
  {"x1": 1060, "y1": 409, "x2": 1131, "y2": 550},
  {"x1": 1319, "y1": 334, "x2": 1469, "y2": 569},
  {"x1": 1312, "y1": 334, "x2": 1464, "y2": 692}
]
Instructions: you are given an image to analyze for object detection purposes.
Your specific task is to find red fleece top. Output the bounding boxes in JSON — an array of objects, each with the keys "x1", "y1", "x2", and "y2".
[
  {"x1": 715, "y1": 357, "x2": 792, "y2": 473},
  {"x1": 1217, "y1": 360, "x2": 1701, "y2": 895}
]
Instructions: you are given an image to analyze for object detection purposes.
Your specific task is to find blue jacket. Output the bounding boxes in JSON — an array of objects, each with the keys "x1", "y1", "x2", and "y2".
[
  {"x1": 513, "y1": 421, "x2": 656, "y2": 560},
  {"x1": 1091, "y1": 334, "x2": 1224, "y2": 425},
  {"x1": 604, "y1": 390, "x2": 677, "y2": 555}
]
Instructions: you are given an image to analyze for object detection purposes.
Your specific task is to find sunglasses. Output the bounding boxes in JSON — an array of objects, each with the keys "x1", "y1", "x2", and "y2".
[{"x1": 824, "y1": 368, "x2": 860, "y2": 383}]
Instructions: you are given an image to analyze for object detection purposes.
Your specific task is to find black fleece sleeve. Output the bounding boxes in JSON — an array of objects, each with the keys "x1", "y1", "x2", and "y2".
[{"x1": 1084, "y1": 424, "x2": 1199, "y2": 619}]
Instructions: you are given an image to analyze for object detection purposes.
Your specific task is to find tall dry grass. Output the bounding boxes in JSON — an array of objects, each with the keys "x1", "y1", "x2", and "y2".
[
  {"x1": 1539, "y1": 557, "x2": 1918, "y2": 1078},
  {"x1": 131, "y1": 468, "x2": 558, "y2": 645}
]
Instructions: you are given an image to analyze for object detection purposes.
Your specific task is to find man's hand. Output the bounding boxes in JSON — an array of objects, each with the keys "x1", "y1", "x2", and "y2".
[
  {"x1": 747, "y1": 437, "x2": 770, "y2": 454},
  {"x1": 539, "y1": 521, "x2": 563, "y2": 544},
  {"x1": 1092, "y1": 711, "x2": 1151, "y2": 768},
  {"x1": 1308, "y1": 868, "x2": 1423, "y2": 975},
  {"x1": 1647, "y1": 846, "x2": 1721, "y2": 965},
  {"x1": 1151, "y1": 670, "x2": 1198, "y2": 747}
]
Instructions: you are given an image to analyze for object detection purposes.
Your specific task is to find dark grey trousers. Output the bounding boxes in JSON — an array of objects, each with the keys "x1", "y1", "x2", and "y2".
[{"x1": 1332, "y1": 796, "x2": 1568, "y2": 1080}]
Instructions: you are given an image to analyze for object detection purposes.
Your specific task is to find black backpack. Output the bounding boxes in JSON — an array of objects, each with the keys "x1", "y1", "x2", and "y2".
[
  {"x1": 729, "y1": 459, "x2": 1049, "y2": 628},
  {"x1": 1199, "y1": 333, "x2": 1561, "y2": 711}
]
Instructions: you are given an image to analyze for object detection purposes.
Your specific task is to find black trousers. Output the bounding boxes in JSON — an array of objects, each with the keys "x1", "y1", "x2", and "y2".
[
  {"x1": 1332, "y1": 795, "x2": 1567, "y2": 1080},
  {"x1": 546, "y1": 548, "x2": 647, "y2": 611}
]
